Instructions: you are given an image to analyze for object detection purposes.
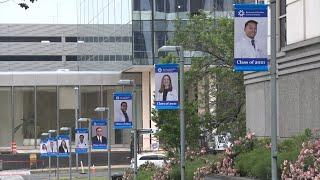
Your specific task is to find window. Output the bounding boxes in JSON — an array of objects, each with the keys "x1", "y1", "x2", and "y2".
[
  {"x1": 65, "y1": 37, "x2": 77, "y2": 42},
  {"x1": 0, "y1": 56, "x2": 62, "y2": 61},
  {"x1": 155, "y1": 0, "x2": 164, "y2": 12},
  {"x1": 279, "y1": 0, "x2": 287, "y2": 48},
  {"x1": 0, "y1": 36, "x2": 61, "y2": 42}
]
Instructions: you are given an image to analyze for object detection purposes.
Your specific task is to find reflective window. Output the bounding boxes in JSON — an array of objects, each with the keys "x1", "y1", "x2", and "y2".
[
  {"x1": 81, "y1": 86, "x2": 101, "y2": 119},
  {"x1": 58, "y1": 87, "x2": 77, "y2": 139},
  {"x1": 155, "y1": 0, "x2": 164, "y2": 12},
  {"x1": 166, "y1": 0, "x2": 177, "y2": 13},
  {"x1": 36, "y1": 87, "x2": 57, "y2": 139},
  {"x1": 177, "y1": 0, "x2": 187, "y2": 12},
  {"x1": 14, "y1": 87, "x2": 35, "y2": 147},
  {"x1": 0, "y1": 87, "x2": 12, "y2": 147}
]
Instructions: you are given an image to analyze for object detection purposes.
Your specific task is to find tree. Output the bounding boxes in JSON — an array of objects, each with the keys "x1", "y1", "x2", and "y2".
[
  {"x1": 171, "y1": 11, "x2": 246, "y2": 138},
  {"x1": 151, "y1": 54, "x2": 201, "y2": 154}
]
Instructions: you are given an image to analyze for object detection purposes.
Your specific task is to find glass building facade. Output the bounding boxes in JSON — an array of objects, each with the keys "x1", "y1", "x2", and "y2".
[
  {"x1": 0, "y1": 82, "x2": 142, "y2": 147},
  {"x1": 132, "y1": 0, "x2": 256, "y2": 65}
]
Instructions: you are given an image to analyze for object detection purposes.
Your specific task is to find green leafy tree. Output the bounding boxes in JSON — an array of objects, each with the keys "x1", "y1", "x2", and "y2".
[
  {"x1": 151, "y1": 55, "x2": 201, "y2": 154},
  {"x1": 171, "y1": 11, "x2": 246, "y2": 138}
]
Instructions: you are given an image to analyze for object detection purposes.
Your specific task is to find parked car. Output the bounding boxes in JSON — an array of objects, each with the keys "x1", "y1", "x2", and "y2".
[
  {"x1": 207, "y1": 135, "x2": 232, "y2": 153},
  {"x1": 130, "y1": 153, "x2": 167, "y2": 169}
]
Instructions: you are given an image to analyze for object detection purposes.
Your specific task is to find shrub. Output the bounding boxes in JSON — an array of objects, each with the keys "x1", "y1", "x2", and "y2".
[{"x1": 235, "y1": 148, "x2": 271, "y2": 179}]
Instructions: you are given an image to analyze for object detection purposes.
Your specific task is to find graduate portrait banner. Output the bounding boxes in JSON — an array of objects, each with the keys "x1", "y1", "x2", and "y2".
[
  {"x1": 234, "y1": 4, "x2": 268, "y2": 71},
  {"x1": 75, "y1": 128, "x2": 89, "y2": 154},
  {"x1": 40, "y1": 138, "x2": 48, "y2": 157},
  {"x1": 57, "y1": 135, "x2": 70, "y2": 157},
  {"x1": 47, "y1": 137, "x2": 58, "y2": 157},
  {"x1": 91, "y1": 119, "x2": 108, "y2": 149},
  {"x1": 154, "y1": 64, "x2": 179, "y2": 110},
  {"x1": 113, "y1": 92, "x2": 133, "y2": 129}
]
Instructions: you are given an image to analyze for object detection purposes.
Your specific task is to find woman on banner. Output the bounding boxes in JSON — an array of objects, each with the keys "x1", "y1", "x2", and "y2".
[
  {"x1": 156, "y1": 74, "x2": 178, "y2": 101},
  {"x1": 58, "y1": 140, "x2": 69, "y2": 153}
]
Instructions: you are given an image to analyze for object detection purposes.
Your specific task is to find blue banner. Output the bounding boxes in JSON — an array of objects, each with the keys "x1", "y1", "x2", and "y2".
[
  {"x1": 91, "y1": 119, "x2": 108, "y2": 149},
  {"x1": 234, "y1": 4, "x2": 268, "y2": 17},
  {"x1": 114, "y1": 92, "x2": 133, "y2": 129},
  {"x1": 57, "y1": 135, "x2": 70, "y2": 157},
  {"x1": 155, "y1": 64, "x2": 179, "y2": 109},
  {"x1": 234, "y1": 4, "x2": 268, "y2": 72},
  {"x1": 75, "y1": 128, "x2": 88, "y2": 154}
]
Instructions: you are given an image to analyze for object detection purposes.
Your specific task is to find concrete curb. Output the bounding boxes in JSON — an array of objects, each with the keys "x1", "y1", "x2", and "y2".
[
  {"x1": 205, "y1": 174, "x2": 256, "y2": 180},
  {"x1": 30, "y1": 165, "x2": 130, "y2": 174}
]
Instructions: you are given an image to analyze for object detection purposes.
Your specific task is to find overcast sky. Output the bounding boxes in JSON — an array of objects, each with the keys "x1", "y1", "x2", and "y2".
[{"x1": 0, "y1": 0, "x2": 77, "y2": 24}]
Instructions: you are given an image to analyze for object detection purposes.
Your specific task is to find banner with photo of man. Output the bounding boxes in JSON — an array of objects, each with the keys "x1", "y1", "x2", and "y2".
[
  {"x1": 154, "y1": 64, "x2": 179, "y2": 109},
  {"x1": 47, "y1": 137, "x2": 58, "y2": 157},
  {"x1": 113, "y1": 92, "x2": 133, "y2": 129},
  {"x1": 40, "y1": 138, "x2": 48, "y2": 157},
  {"x1": 75, "y1": 128, "x2": 88, "y2": 154},
  {"x1": 91, "y1": 119, "x2": 107, "y2": 149},
  {"x1": 234, "y1": 4, "x2": 268, "y2": 71}
]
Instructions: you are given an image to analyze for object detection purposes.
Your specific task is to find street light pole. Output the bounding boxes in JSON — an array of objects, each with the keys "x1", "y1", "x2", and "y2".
[
  {"x1": 60, "y1": 127, "x2": 72, "y2": 180},
  {"x1": 88, "y1": 120, "x2": 92, "y2": 180},
  {"x1": 107, "y1": 108, "x2": 111, "y2": 179},
  {"x1": 48, "y1": 129, "x2": 56, "y2": 180},
  {"x1": 74, "y1": 86, "x2": 79, "y2": 173},
  {"x1": 94, "y1": 107, "x2": 111, "y2": 180},
  {"x1": 178, "y1": 46, "x2": 185, "y2": 180},
  {"x1": 270, "y1": 0, "x2": 278, "y2": 179},
  {"x1": 118, "y1": 80, "x2": 137, "y2": 180},
  {"x1": 158, "y1": 45, "x2": 185, "y2": 180}
]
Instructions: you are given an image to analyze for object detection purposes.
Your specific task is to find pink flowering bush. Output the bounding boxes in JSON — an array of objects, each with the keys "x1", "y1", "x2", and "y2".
[
  {"x1": 214, "y1": 131, "x2": 257, "y2": 176},
  {"x1": 281, "y1": 128, "x2": 320, "y2": 179}
]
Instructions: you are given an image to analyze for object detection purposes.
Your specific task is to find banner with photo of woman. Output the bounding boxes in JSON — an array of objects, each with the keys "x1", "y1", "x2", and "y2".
[
  {"x1": 75, "y1": 128, "x2": 88, "y2": 154},
  {"x1": 113, "y1": 92, "x2": 133, "y2": 129},
  {"x1": 40, "y1": 138, "x2": 48, "y2": 157},
  {"x1": 57, "y1": 135, "x2": 70, "y2": 157},
  {"x1": 47, "y1": 137, "x2": 58, "y2": 157},
  {"x1": 155, "y1": 64, "x2": 179, "y2": 109}
]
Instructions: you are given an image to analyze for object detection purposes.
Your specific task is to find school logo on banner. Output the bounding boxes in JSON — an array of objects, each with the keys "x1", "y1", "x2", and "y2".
[
  {"x1": 113, "y1": 92, "x2": 133, "y2": 129},
  {"x1": 234, "y1": 4, "x2": 268, "y2": 71},
  {"x1": 155, "y1": 64, "x2": 179, "y2": 109},
  {"x1": 75, "y1": 128, "x2": 88, "y2": 154},
  {"x1": 91, "y1": 119, "x2": 108, "y2": 149}
]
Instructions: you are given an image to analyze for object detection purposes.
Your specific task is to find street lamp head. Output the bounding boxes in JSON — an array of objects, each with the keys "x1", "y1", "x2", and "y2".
[
  {"x1": 158, "y1": 45, "x2": 181, "y2": 53},
  {"x1": 60, "y1": 127, "x2": 70, "y2": 131},
  {"x1": 119, "y1": 79, "x2": 134, "y2": 85},
  {"x1": 78, "y1": 117, "x2": 90, "y2": 122},
  {"x1": 74, "y1": 86, "x2": 79, "y2": 90},
  {"x1": 94, "y1": 107, "x2": 108, "y2": 112},
  {"x1": 48, "y1": 129, "x2": 56, "y2": 133}
]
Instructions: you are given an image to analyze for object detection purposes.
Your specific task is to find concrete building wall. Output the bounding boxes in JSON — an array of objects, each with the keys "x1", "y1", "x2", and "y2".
[{"x1": 245, "y1": 1, "x2": 320, "y2": 138}]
